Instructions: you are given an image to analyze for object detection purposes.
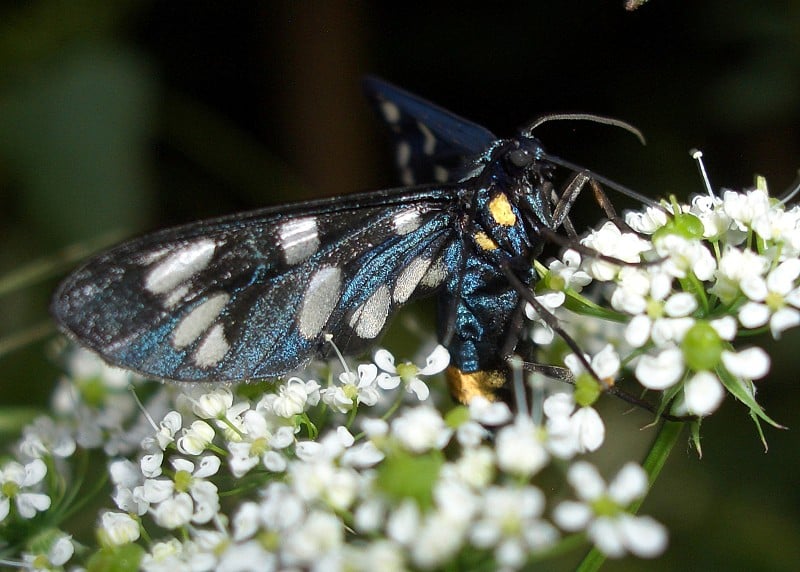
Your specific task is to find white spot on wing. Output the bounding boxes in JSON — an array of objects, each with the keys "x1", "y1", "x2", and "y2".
[
  {"x1": 298, "y1": 266, "x2": 342, "y2": 339},
  {"x1": 393, "y1": 257, "x2": 432, "y2": 303},
  {"x1": 164, "y1": 284, "x2": 190, "y2": 309},
  {"x1": 420, "y1": 258, "x2": 448, "y2": 289},
  {"x1": 173, "y1": 292, "x2": 230, "y2": 349},
  {"x1": 417, "y1": 121, "x2": 436, "y2": 155},
  {"x1": 393, "y1": 209, "x2": 421, "y2": 236},
  {"x1": 349, "y1": 284, "x2": 391, "y2": 339},
  {"x1": 279, "y1": 217, "x2": 319, "y2": 265},
  {"x1": 433, "y1": 165, "x2": 449, "y2": 182},
  {"x1": 380, "y1": 100, "x2": 400, "y2": 124},
  {"x1": 396, "y1": 142, "x2": 411, "y2": 168},
  {"x1": 138, "y1": 247, "x2": 170, "y2": 266},
  {"x1": 194, "y1": 324, "x2": 229, "y2": 368},
  {"x1": 145, "y1": 239, "x2": 216, "y2": 295}
]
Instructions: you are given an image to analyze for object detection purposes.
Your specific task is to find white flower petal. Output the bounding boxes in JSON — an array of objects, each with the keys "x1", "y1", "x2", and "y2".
[
  {"x1": 766, "y1": 259, "x2": 800, "y2": 293},
  {"x1": 592, "y1": 345, "x2": 620, "y2": 379},
  {"x1": 609, "y1": 463, "x2": 647, "y2": 505},
  {"x1": 740, "y1": 275, "x2": 768, "y2": 302},
  {"x1": 567, "y1": 461, "x2": 605, "y2": 501},
  {"x1": 373, "y1": 349, "x2": 396, "y2": 373},
  {"x1": 664, "y1": 292, "x2": 697, "y2": 317},
  {"x1": 634, "y1": 348, "x2": 684, "y2": 390},
  {"x1": 738, "y1": 302, "x2": 770, "y2": 329},
  {"x1": 625, "y1": 315, "x2": 652, "y2": 348},
  {"x1": 552, "y1": 500, "x2": 592, "y2": 531},
  {"x1": 770, "y1": 307, "x2": 800, "y2": 338},
  {"x1": 376, "y1": 372, "x2": 400, "y2": 390},
  {"x1": 419, "y1": 345, "x2": 451, "y2": 375},
  {"x1": 589, "y1": 517, "x2": 626, "y2": 558},
  {"x1": 710, "y1": 316, "x2": 737, "y2": 340},
  {"x1": 408, "y1": 378, "x2": 430, "y2": 401},
  {"x1": 722, "y1": 347, "x2": 770, "y2": 379},
  {"x1": 618, "y1": 514, "x2": 668, "y2": 558},
  {"x1": 572, "y1": 407, "x2": 605, "y2": 453},
  {"x1": 16, "y1": 492, "x2": 51, "y2": 518},
  {"x1": 684, "y1": 371, "x2": 725, "y2": 416},
  {"x1": 470, "y1": 396, "x2": 513, "y2": 425},
  {"x1": 22, "y1": 459, "x2": 47, "y2": 486}
]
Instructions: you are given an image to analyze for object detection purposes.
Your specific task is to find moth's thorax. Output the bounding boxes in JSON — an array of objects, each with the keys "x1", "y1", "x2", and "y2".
[{"x1": 465, "y1": 136, "x2": 555, "y2": 260}]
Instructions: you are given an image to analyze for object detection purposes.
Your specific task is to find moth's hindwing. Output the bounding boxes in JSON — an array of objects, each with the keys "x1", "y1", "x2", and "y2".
[
  {"x1": 52, "y1": 187, "x2": 458, "y2": 382},
  {"x1": 363, "y1": 76, "x2": 496, "y2": 186}
]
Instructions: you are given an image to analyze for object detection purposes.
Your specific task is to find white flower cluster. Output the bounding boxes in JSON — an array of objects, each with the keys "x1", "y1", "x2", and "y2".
[
  {"x1": 529, "y1": 184, "x2": 796, "y2": 428},
  {"x1": 2, "y1": 184, "x2": 797, "y2": 570}
]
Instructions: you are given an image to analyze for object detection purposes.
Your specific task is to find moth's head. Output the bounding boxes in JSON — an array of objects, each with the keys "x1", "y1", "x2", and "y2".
[{"x1": 501, "y1": 136, "x2": 551, "y2": 183}]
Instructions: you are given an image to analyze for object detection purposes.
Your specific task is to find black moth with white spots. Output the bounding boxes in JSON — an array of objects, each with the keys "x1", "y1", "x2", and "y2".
[{"x1": 52, "y1": 77, "x2": 641, "y2": 400}]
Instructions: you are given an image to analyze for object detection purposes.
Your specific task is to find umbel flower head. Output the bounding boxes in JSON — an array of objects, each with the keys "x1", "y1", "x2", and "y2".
[{"x1": 2, "y1": 180, "x2": 799, "y2": 571}]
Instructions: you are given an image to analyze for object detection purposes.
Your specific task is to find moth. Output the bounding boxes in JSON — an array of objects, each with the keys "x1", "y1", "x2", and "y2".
[{"x1": 52, "y1": 77, "x2": 648, "y2": 402}]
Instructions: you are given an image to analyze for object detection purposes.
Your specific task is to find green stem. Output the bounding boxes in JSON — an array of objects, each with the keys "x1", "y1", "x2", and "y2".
[{"x1": 576, "y1": 421, "x2": 684, "y2": 572}]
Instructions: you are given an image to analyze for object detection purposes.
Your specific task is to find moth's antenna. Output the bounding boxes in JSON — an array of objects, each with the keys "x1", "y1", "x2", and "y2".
[
  {"x1": 541, "y1": 152, "x2": 663, "y2": 209},
  {"x1": 777, "y1": 170, "x2": 800, "y2": 205},
  {"x1": 524, "y1": 113, "x2": 646, "y2": 146},
  {"x1": 690, "y1": 149, "x2": 715, "y2": 198}
]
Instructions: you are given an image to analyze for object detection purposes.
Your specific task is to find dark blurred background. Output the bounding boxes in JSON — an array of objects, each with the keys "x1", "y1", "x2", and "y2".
[{"x1": 0, "y1": 1, "x2": 799, "y2": 570}]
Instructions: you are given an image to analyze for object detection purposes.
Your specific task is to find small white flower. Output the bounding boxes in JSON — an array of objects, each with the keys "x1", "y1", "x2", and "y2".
[
  {"x1": 544, "y1": 393, "x2": 605, "y2": 457},
  {"x1": 470, "y1": 485, "x2": 558, "y2": 569},
  {"x1": 322, "y1": 363, "x2": 381, "y2": 413},
  {"x1": 22, "y1": 532, "x2": 74, "y2": 569},
  {"x1": 282, "y1": 510, "x2": 344, "y2": 567},
  {"x1": 146, "y1": 456, "x2": 221, "y2": 528},
  {"x1": 290, "y1": 458, "x2": 360, "y2": 511},
  {"x1": 548, "y1": 249, "x2": 592, "y2": 292},
  {"x1": 227, "y1": 409, "x2": 292, "y2": 478},
  {"x1": 468, "y1": 395, "x2": 513, "y2": 426},
  {"x1": 444, "y1": 446, "x2": 495, "y2": 488},
  {"x1": 655, "y1": 234, "x2": 716, "y2": 281},
  {"x1": 375, "y1": 345, "x2": 450, "y2": 401},
  {"x1": 152, "y1": 410, "x2": 183, "y2": 451},
  {"x1": 553, "y1": 462, "x2": 667, "y2": 558},
  {"x1": 625, "y1": 205, "x2": 669, "y2": 234},
  {"x1": 99, "y1": 511, "x2": 141, "y2": 546},
  {"x1": 264, "y1": 376, "x2": 320, "y2": 417},
  {"x1": 191, "y1": 387, "x2": 234, "y2": 419},
  {"x1": 564, "y1": 344, "x2": 621, "y2": 385},
  {"x1": 581, "y1": 221, "x2": 651, "y2": 281},
  {"x1": 495, "y1": 416, "x2": 548, "y2": 477},
  {"x1": 738, "y1": 259, "x2": 800, "y2": 338},
  {"x1": 67, "y1": 347, "x2": 131, "y2": 388},
  {"x1": 391, "y1": 405, "x2": 452, "y2": 452},
  {"x1": 634, "y1": 346, "x2": 685, "y2": 390},
  {"x1": 176, "y1": 419, "x2": 216, "y2": 456},
  {"x1": 723, "y1": 188, "x2": 770, "y2": 231},
  {"x1": 0, "y1": 458, "x2": 51, "y2": 520},
  {"x1": 689, "y1": 194, "x2": 729, "y2": 238},
  {"x1": 18, "y1": 416, "x2": 76, "y2": 460},
  {"x1": 524, "y1": 291, "x2": 566, "y2": 344},
  {"x1": 711, "y1": 246, "x2": 770, "y2": 304}
]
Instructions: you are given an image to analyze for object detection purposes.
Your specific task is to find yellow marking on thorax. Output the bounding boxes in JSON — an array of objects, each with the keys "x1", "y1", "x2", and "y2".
[
  {"x1": 446, "y1": 366, "x2": 506, "y2": 403},
  {"x1": 489, "y1": 193, "x2": 517, "y2": 226},
  {"x1": 474, "y1": 231, "x2": 499, "y2": 251}
]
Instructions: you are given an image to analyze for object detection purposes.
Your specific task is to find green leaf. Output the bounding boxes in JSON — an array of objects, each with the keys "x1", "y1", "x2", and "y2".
[
  {"x1": 376, "y1": 448, "x2": 443, "y2": 510},
  {"x1": 87, "y1": 544, "x2": 145, "y2": 572},
  {"x1": 717, "y1": 367, "x2": 785, "y2": 429}
]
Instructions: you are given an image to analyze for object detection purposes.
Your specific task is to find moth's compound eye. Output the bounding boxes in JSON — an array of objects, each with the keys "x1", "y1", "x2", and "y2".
[{"x1": 508, "y1": 149, "x2": 532, "y2": 168}]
